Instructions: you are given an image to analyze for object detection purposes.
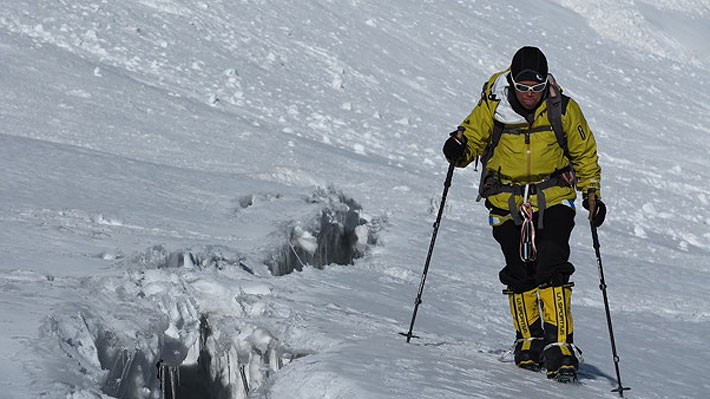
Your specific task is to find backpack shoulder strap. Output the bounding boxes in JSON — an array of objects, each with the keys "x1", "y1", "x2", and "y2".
[
  {"x1": 547, "y1": 84, "x2": 571, "y2": 160},
  {"x1": 481, "y1": 120, "x2": 504, "y2": 166},
  {"x1": 491, "y1": 120, "x2": 504, "y2": 150},
  {"x1": 476, "y1": 120, "x2": 505, "y2": 202}
]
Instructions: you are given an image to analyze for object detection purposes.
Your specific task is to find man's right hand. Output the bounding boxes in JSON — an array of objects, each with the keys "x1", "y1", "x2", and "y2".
[{"x1": 442, "y1": 128, "x2": 467, "y2": 161}]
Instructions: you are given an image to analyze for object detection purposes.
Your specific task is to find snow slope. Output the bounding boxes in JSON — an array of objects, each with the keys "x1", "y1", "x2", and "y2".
[{"x1": 1, "y1": 0, "x2": 709, "y2": 398}]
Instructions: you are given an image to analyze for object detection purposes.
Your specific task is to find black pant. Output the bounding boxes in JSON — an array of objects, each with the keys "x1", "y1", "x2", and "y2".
[{"x1": 493, "y1": 205, "x2": 575, "y2": 293}]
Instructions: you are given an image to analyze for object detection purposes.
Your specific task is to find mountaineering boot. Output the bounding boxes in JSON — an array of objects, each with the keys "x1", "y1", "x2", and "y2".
[
  {"x1": 506, "y1": 287, "x2": 544, "y2": 371},
  {"x1": 539, "y1": 283, "x2": 579, "y2": 382}
]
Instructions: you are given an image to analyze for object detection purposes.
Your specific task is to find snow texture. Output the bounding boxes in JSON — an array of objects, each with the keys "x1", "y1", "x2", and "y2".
[{"x1": 1, "y1": 0, "x2": 709, "y2": 398}]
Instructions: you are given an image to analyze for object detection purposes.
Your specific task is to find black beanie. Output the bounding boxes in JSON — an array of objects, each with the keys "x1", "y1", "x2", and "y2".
[{"x1": 510, "y1": 46, "x2": 548, "y2": 83}]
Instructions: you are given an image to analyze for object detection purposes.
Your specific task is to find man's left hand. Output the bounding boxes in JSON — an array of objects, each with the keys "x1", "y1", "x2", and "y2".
[{"x1": 583, "y1": 190, "x2": 607, "y2": 227}]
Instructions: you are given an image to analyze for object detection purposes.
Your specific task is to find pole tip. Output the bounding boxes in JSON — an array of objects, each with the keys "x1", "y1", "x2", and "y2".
[{"x1": 399, "y1": 332, "x2": 420, "y2": 342}]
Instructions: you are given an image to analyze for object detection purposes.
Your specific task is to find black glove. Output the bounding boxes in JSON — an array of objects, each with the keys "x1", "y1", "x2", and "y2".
[
  {"x1": 442, "y1": 129, "x2": 467, "y2": 161},
  {"x1": 582, "y1": 190, "x2": 607, "y2": 227}
]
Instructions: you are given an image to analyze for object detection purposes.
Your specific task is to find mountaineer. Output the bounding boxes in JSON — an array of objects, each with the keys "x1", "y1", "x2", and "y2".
[{"x1": 442, "y1": 46, "x2": 606, "y2": 382}]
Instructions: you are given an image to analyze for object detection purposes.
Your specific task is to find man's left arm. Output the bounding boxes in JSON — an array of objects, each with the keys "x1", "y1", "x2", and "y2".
[
  {"x1": 564, "y1": 98, "x2": 606, "y2": 226},
  {"x1": 564, "y1": 98, "x2": 601, "y2": 197}
]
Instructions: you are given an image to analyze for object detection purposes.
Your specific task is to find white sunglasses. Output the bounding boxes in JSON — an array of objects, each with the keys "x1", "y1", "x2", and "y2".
[{"x1": 510, "y1": 74, "x2": 548, "y2": 93}]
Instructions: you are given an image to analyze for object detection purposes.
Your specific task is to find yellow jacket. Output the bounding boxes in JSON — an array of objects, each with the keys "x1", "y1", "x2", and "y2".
[{"x1": 451, "y1": 70, "x2": 601, "y2": 222}]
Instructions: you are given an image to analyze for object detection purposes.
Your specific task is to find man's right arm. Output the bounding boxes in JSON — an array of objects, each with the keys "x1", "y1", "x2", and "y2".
[{"x1": 444, "y1": 82, "x2": 495, "y2": 167}]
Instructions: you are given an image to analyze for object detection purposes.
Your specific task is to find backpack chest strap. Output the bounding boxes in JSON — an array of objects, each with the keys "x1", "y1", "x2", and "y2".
[{"x1": 487, "y1": 166, "x2": 575, "y2": 228}]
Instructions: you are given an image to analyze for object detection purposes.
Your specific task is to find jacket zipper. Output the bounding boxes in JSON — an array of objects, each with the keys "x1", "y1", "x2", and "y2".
[{"x1": 525, "y1": 130, "x2": 532, "y2": 182}]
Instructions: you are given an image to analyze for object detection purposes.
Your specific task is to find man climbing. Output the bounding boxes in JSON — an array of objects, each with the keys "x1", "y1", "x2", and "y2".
[{"x1": 442, "y1": 46, "x2": 606, "y2": 382}]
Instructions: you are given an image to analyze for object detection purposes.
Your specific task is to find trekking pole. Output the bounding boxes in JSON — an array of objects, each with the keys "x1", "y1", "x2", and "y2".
[
  {"x1": 590, "y1": 222, "x2": 630, "y2": 397},
  {"x1": 400, "y1": 161, "x2": 456, "y2": 342}
]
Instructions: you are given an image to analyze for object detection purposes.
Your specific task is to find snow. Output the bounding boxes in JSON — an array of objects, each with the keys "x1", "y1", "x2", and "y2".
[{"x1": 1, "y1": 0, "x2": 709, "y2": 398}]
